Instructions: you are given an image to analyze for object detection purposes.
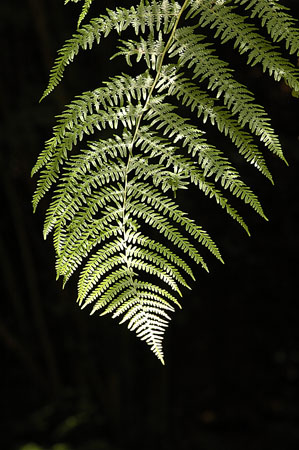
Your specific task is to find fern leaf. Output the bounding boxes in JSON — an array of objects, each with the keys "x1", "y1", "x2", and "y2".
[
  {"x1": 32, "y1": 0, "x2": 298, "y2": 361},
  {"x1": 170, "y1": 26, "x2": 286, "y2": 162},
  {"x1": 235, "y1": 0, "x2": 299, "y2": 56},
  {"x1": 32, "y1": 104, "x2": 143, "y2": 211},
  {"x1": 128, "y1": 181, "x2": 223, "y2": 261},
  {"x1": 77, "y1": 0, "x2": 94, "y2": 28},
  {"x1": 188, "y1": 0, "x2": 299, "y2": 92},
  {"x1": 136, "y1": 127, "x2": 250, "y2": 234},
  {"x1": 146, "y1": 101, "x2": 267, "y2": 220},
  {"x1": 32, "y1": 72, "x2": 153, "y2": 177},
  {"x1": 157, "y1": 65, "x2": 273, "y2": 182},
  {"x1": 40, "y1": 0, "x2": 181, "y2": 101},
  {"x1": 127, "y1": 200, "x2": 209, "y2": 271}
]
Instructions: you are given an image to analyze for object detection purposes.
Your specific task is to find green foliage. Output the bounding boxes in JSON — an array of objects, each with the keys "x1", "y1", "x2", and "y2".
[
  {"x1": 64, "y1": 0, "x2": 95, "y2": 28},
  {"x1": 19, "y1": 444, "x2": 70, "y2": 450},
  {"x1": 32, "y1": 0, "x2": 299, "y2": 363}
]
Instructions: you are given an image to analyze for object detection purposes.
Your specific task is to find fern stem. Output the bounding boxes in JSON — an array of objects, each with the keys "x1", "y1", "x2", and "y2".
[
  {"x1": 121, "y1": 0, "x2": 191, "y2": 239},
  {"x1": 121, "y1": 0, "x2": 191, "y2": 253},
  {"x1": 119, "y1": 0, "x2": 191, "y2": 364},
  {"x1": 133, "y1": 0, "x2": 191, "y2": 142}
]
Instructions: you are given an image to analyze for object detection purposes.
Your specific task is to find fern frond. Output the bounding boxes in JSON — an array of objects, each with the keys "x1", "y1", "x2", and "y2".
[
  {"x1": 32, "y1": 103, "x2": 143, "y2": 211},
  {"x1": 55, "y1": 211, "x2": 121, "y2": 282},
  {"x1": 87, "y1": 277, "x2": 150, "y2": 315},
  {"x1": 157, "y1": 65, "x2": 273, "y2": 182},
  {"x1": 235, "y1": 0, "x2": 299, "y2": 57},
  {"x1": 82, "y1": 268, "x2": 133, "y2": 310},
  {"x1": 106, "y1": 293, "x2": 176, "y2": 320},
  {"x1": 146, "y1": 101, "x2": 267, "y2": 220},
  {"x1": 78, "y1": 238, "x2": 124, "y2": 300},
  {"x1": 127, "y1": 200, "x2": 209, "y2": 272},
  {"x1": 32, "y1": 72, "x2": 153, "y2": 178},
  {"x1": 40, "y1": 0, "x2": 181, "y2": 101},
  {"x1": 43, "y1": 160, "x2": 125, "y2": 238},
  {"x1": 77, "y1": 0, "x2": 94, "y2": 28},
  {"x1": 32, "y1": 0, "x2": 298, "y2": 362},
  {"x1": 117, "y1": 296, "x2": 167, "y2": 364},
  {"x1": 133, "y1": 232, "x2": 195, "y2": 280},
  {"x1": 170, "y1": 26, "x2": 286, "y2": 162},
  {"x1": 78, "y1": 246, "x2": 184, "y2": 303},
  {"x1": 136, "y1": 127, "x2": 250, "y2": 234},
  {"x1": 128, "y1": 181, "x2": 223, "y2": 261},
  {"x1": 65, "y1": 0, "x2": 95, "y2": 28},
  {"x1": 128, "y1": 247, "x2": 190, "y2": 289},
  {"x1": 188, "y1": 0, "x2": 299, "y2": 92},
  {"x1": 113, "y1": 33, "x2": 166, "y2": 70}
]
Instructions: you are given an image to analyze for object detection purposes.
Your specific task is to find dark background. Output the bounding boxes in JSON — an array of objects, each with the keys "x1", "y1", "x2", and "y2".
[{"x1": 1, "y1": 1, "x2": 299, "y2": 449}]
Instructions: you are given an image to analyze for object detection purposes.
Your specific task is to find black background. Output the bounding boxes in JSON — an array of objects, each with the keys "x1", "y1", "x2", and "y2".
[{"x1": 1, "y1": 1, "x2": 299, "y2": 449}]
